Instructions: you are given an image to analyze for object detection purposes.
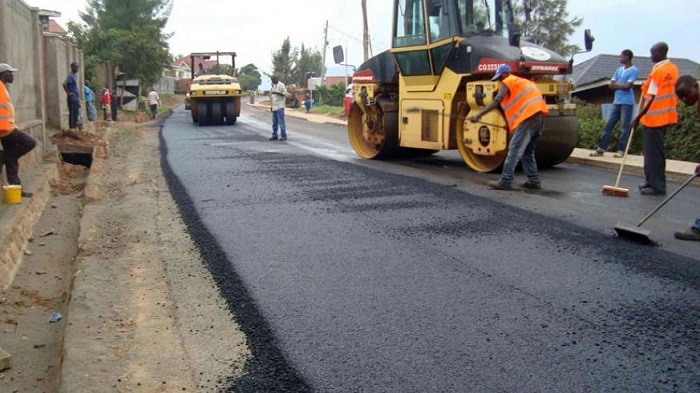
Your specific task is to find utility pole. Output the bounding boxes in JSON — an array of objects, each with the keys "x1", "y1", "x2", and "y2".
[
  {"x1": 321, "y1": 20, "x2": 328, "y2": 82},
  {"x1": 361, "y1": 0, "x2": 369, "y2": 62}
]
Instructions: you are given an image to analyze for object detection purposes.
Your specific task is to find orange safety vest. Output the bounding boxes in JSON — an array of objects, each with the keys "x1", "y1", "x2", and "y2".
[
  {"x1": 0, "y1": 81, "x2": 15, "y2": 137},
  {"x1": 641, "y1": 61, "x2": 679, "y2": 128},
  {"x1": 499, "y1": 75, "x2": 549, "y2": 132}
]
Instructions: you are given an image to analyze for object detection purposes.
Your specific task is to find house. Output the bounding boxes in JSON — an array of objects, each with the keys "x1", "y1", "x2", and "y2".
[
  {"x1": 47, "y1": 19, "x2": 67, "y2": 35},
  {"x1": 572, "y1": 54, "x2": 700, "y2": 104},
  {"x1": 167, "y1": 56, "x2": 220, "y2": 80},
  {"x1": 324, "y1": 65, "x2": 353, "y2": 88}
]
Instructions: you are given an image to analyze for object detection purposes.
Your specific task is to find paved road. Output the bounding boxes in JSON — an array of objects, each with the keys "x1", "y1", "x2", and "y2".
[{"x1": 161, "y1": 106, "x2": 700, "y2": 392}]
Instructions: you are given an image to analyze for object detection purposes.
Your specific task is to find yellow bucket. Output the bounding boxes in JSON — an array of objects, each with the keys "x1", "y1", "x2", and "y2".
[{"x1": 3, "y1": 185, "x2": 22, "y2": 204}]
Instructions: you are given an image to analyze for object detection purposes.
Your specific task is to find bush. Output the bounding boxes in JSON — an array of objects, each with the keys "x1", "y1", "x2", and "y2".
[
  {"x1": 314, "y1": 83, "x2": 345, "y2": 107},
  {"x1": 576, "y1": 99, "x2": 699, "y2": 162},
  {"x1": 666, "y1": 104, "x2": 700, "y2": 162}
]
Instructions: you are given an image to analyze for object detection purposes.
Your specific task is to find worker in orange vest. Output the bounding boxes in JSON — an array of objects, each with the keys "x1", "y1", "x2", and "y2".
[
  {"x1": 631, "y1": 42, "x2": 679, "y2": 196},
  {"x1": 468, "y1": 64, "x2": 549, "y2": 190},
  {"x1": 0, "y1": 63, "x2": 37, "y2": 197}
]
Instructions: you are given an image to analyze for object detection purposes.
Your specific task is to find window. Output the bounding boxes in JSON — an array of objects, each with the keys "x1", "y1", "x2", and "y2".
[{"x1": 394, "y1": 0, "x2": 427, "y2": 47}]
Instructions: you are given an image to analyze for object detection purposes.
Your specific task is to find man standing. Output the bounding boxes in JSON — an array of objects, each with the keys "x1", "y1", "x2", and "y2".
[
  {"x1": 672, "y1": 75, "x2": 700, "y2": 241},
  {"x1": 590, "y1": 49, "x2": 639, "y2": 157},
  {"x1": 631, "y1": 42, "x2": 679, "y2": 196},
  {"x1": 62, "y1": 62, "x2": 80, "y2": 130},
  {"x1": 269, "y1": 75, "x2": 288, "y2": 141},
  {"x1": 84, "y1": 81, "x2": 97, "y2": 121},
  {"x1": 110, "y1": 89, "x2": 118, "y2": 122},
  {"x1": 147, "y1": 87, "x2": 161, "y2": 120},
  {"x1": 0, "y1": 63, "x2": 37, "y2": 197},
  {"x1": 101, "y1": 85, "x2": 111, "y2": 121},
  {"x1": 468, "y1": 64, "x2": 549, "y2": 190}
]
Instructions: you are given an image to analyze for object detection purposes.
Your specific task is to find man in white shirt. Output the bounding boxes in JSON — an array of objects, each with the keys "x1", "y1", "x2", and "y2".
[
  {"x1": 147, "y1": 87, "x2": 161, "y2": 120},
  {"x1": 269, "y1": 75, "x2": 288, "y2": 141}
]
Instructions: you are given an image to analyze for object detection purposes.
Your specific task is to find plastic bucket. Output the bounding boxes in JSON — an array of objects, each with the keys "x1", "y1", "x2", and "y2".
[{"x1": 3, "y1": 185, "x2": 22, "y2": 204}]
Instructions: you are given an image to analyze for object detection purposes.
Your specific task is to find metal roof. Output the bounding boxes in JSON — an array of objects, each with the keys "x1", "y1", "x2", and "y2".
[{"x1": 572, "y1": 54, "x2": 699, "y2": 92}]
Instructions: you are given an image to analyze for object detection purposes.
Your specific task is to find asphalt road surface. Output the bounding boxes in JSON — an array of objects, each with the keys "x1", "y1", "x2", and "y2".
[{"x1": 161, "y1": 105, "x2": 700, "y2": 392}]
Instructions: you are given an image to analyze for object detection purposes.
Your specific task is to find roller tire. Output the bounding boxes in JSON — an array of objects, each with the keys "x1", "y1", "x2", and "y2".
[
  {"x1": 210, "y1": 102, "x2": 223, "y2": 125},
  {"x1": 347, "y1": 104, "x2": 399, "y2": 160},
  {"x1": 535, "y1": 115, "x2": 578, "y2": 168},
  {"x1": 225, "y1": 100, "x2": 236, "y2": 125},
  {"x1": 197, "y1": 101, "x2": 209, "y2": 126}
]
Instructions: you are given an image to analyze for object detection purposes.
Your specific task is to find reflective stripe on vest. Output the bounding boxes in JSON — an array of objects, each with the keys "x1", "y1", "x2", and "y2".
[
  {"x1": 641, "y1": 62, "x2": 679, "y2": 128},
  {"x1": 0, "y1": 81, "x2": 14, "y2": 132},
  {"x1": 500, "y1": 75, "x2": 548, "y2": 132}
]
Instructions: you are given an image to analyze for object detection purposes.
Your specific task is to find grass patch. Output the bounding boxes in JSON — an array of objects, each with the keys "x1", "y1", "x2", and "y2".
[{"x1": 297, "y1": 105, "x2": 344, "y2": 116}]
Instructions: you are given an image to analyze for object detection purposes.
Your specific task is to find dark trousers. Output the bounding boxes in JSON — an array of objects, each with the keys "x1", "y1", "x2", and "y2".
[
  {"x1": 149, "y1": 104, "x2": 158, "y2": 119},
  {"x1": 643, "y1": 125, "x2": 667, "y2": 193},
  {"x1": 1, "y1": 129, "x2": 37, "y2": 185},
  {"x1": 68, "y1": 99, "x2": 80, "y2": 129}
]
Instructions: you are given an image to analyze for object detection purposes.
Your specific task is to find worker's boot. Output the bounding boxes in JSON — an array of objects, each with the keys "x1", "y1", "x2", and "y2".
[{"x1": 674, "y1": 227, "x2": 700, "y2": 241}]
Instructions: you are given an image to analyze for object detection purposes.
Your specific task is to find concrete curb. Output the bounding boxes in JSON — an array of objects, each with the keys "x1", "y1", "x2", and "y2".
[
  {"x1": 0, "y1": 162, "x2": 58, "y2": 289},
  {"x1": 247, "y1": 102, "x2": 347, "y2": 126},
  {"x1": 567, "y1": 149, "x2": 696, "y2": 183}
]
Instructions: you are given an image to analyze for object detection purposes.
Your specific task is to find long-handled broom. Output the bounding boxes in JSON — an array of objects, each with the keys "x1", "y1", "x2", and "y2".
[
  {"x1": 614, "y1": 173, "x2": 698, "y2": 244},
  {"x1": 602, "y1": 96, "x2": 644, "y2": 197}
]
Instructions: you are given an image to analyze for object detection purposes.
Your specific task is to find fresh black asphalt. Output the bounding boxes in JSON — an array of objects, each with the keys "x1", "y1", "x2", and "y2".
[{"x1": 160, "y1": 108, "x2": 700, "y2": 392}]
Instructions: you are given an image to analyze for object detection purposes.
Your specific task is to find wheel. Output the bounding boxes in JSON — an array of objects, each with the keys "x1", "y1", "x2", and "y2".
[
  {"x1": 535, "y1": 115, "x2": 578, "y2": 167},
  {"x1": 197, "y1": 101, "x2": 208, "y2": 126},
  {"x1": 347, "y1": 104, "x2": 399, "y2": 160},
  {"x1": 210, "y1": 101, "x2": 223, "y2": 125},
  {"x1": 456, "y1": 107, "x2": 508, "y2": 173},
  {"x1": 225, "y1": 100, "x2": 236, "y2": 125}
]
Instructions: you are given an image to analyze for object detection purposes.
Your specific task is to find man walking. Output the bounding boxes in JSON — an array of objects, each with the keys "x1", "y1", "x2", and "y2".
[
  {"x1": 631, "y1": 42, "x2": 679, "y2": 196},
  {"x1": 0, "y1": 63, "x2": 37, "y2": 197},
  {"x1": 468, "y1": 64, "x2": 548, "y2": 190},
  {"x1": 62, "y1": 62, "x2": 80, "y2": 130},
  {"x1": 590, "y1": 49, "x2": 639, "y2": 157},
  {"x1": 147, "y1": 87, "x2": 161, "y2": 120},
  {"x1": 672, "y1": 75, "x2": 700, "y2": 241},
  {"x1": 269, "y1": 75, "x2": 288, "y2": 141}
]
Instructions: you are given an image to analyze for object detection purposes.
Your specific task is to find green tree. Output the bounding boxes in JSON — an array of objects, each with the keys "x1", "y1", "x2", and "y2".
[
  {"x1": 292, "y1": 44, "x2": 324, "y2": 88},
  {"x1": 68, "y1": 0, "x2": 173, "y2": 90},
  {"x1": 512, "y1": 0, "x2": 582, "y2": 56},
  {"x1": 237, "y1": 64, "x2": 262, "y2": 92},
  {"x1": 272, "y1": 37, "x2": 297, "y2": 85}
]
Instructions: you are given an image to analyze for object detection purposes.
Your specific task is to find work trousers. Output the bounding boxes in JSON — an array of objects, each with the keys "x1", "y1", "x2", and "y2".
[
  {"x1": 1, "y1": 129, "x2": 37, "y2": 185},
  {"x1": 500, "y1": 113, "x2": 544, "y2": 186},
  {"x1": 598, "y1": 104, "x2": 634, "y2": 152},
  {"x1": 68, "y1": 99, "x2": 80, "y2": 129},
  {"x1": 642, "y1": 125, "x2": 667, "y2": 194}
]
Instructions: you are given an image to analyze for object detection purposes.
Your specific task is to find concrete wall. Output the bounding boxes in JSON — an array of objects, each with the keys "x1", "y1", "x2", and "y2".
[
  {"x1": 0, "y1": 0, "x2": 82, "y2": 288},
  {"x1": 44, "y1": 33, "x2": 84, "y2": 130}
]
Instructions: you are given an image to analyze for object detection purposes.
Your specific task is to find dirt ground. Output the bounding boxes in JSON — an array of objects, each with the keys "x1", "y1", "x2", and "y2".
[{"x1": 0, "y1": 99, "x2": 250, "y2": 392}]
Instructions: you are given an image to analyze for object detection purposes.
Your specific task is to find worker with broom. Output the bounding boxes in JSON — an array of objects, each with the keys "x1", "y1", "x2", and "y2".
[
  {"x1": 468, "y1": 64, "x2": 548, "y2": 190},
  {"x1": 631, "y1": 42, "x2": 679, "y2": 196},
  {"x1": 672, "y1": 75, "x2": 700, "y2": 241}
]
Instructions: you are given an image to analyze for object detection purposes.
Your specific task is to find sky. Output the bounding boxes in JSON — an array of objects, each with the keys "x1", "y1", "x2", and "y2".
[{"x1": 28, "y1": 0, "x2": 700, "y2": 74}]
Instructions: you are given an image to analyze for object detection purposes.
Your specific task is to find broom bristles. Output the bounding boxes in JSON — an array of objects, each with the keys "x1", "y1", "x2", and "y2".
[{"x1": 602, "y1": 185, "x2": 630, "y2": 197}]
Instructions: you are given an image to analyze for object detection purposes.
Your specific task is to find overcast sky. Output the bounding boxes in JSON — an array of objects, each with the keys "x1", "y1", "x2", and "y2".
[{"x1": 29, "y1": 0, "x2": 700, "y2": 74}]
